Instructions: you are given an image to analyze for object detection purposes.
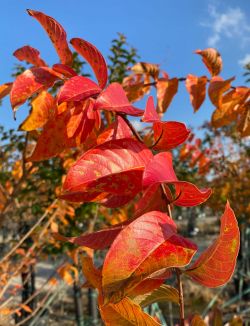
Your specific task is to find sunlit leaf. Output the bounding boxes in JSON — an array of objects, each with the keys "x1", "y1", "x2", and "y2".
[
  {"x1": 208, "y1": 76, "x2": 235, "y2": 109},
  {"x1": 57, "y1": 76, "x2": 101, "y2": 104},
  {"x1": 237, "y1": 102, "x2": 250, "y2": 137},
  {"x1": 153, "y1": 121, "x2": 190, "y2": 151},
  {"x1": 142, "y1": 96, "x2": 160, "y2": 122},
  {"x1": 28, "y1": 99, "x2": 97, "y2": 161},
  {"x1": 185, "y1": 74, "x2": 207, "y2": 112},
  {"x1": 95, "y1": 83, "x2": 144, "y2": 116},
  {"x1": 133, "y1": 284, "x2": 179, "y2": 307},
  {"x1": 97, "y1": 116, "x2": 132, "y2": 145},
  {"x1": 13, "y1": 45, "x2": 46, "y2": 67},
  {"x1": 0, "y1": 82, "x2": 12, "y2": 100},
  {"x1": 71, "y1": 38, "x2": 108, "y2": 89},
  {"x1": 131, "y1": 62, "x2": 160, "y2": 80},
  {"x1": 10, "y1": 67, "x2": 59, "y2": 111},
  {"x1": 19, "y1": 91, "x2": 55, "y2": 131},
  {"x1": 143, "y1": 152, "x2": 212, "y2": 206},
  {"x1": 27, "y1": 9, "x2": 73, "y2": 65},
  {"x1": 102, "y1": 211, "x2": 197, "y2": 302},
  {"x1": 195, "y1": 48, "x2": 222, "y2": 76},
  {"x1": 52, "y1": 63, "x2": 78, "y2": 77},
  {"x1": 156, "y1": 78, "x2": 178, "y2": 115},
  {"x1": 100, "y1": 297, "x2": 161, "y2": 326},
  {"x1": 61, "y1": 138, "x2": 153, "y2": 204},
  {"x1": 185, "y1": 202, "x2": 240, "y2": 287},
  {"x1": 82, "y1": 256, "x2": 102, "y2": 289}
]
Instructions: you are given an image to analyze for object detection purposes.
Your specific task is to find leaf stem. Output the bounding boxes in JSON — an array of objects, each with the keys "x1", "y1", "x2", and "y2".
[
  {"x1": 118, "y1": 114, "x2": 144, "y2": 143},
  {"x1": 176, "y1": 268, "x2": 185, "y2": 326}
]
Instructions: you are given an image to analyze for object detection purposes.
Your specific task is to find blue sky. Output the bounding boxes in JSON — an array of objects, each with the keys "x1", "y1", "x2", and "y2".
[{"x1": 0, "y1": 0, "x2": 250, "y2": 131}]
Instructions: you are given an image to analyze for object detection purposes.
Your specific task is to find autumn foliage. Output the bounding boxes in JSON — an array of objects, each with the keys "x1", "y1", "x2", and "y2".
[{"x1": 0, "y1": 8, "x2": 248, "y2": 325}]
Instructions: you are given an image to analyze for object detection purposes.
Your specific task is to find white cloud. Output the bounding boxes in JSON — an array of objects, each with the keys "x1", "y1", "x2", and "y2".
[
  {"x1": 202, "y1": 6, "x2": 250, "y2": 47},
  {"x1": 238, "y1": 54, "x2": 250, "y2": 67}
]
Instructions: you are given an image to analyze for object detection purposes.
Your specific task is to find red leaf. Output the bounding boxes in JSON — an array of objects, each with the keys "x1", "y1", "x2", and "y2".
[
  {"x1": 10, "y1": 67, "x2": 59, "y2": 111},
  {"x1": 27, "y1": 9, "x2": 73, "y2": 65},
  {"x1": 96, "y1": 116, "x2": 132, "y2": 145},
  {"x1": 153, "y1": 121, "x2": 190, "y2": 150},
  {"x1": 52, "y1": 64, "x2": 78, "y2": 78},
  {"x1": 185, "y1": 202, "x2": 240, "y2": 287},
  {"x1": 185, "y1": 74, "x2": 207, "y2": 112},
  {"x1": 195, "y1": 48, "x2": 222, "y2": 76},
  {"x1": 57, "y1": 76, "x2": 101, "y2": 104},
  {"x1": 95, "y1": 83, "x2": 144, "y2": 116},
  {"x1": 142, "y1": 96, "x2": 160, "y2": 122},
  {"x1": 135, "y1": 184, "x2": 168, "y2": 217},
  {"x1": 143, "y1": 152, "x2": 212, "y2": 206},
  {"x1": 70, "y1": 38, "x2": 108, "y2": 89},
  {"x1": 102, "y1": 211, "x2": 197, "y2": 302},
  {"x1": 13, "y1": 45, "x2": 47, "y2": 67},
  {"x1": 61, "y1": 138, "x2": 153, "y2": 204},
  {"x1": 54, "y1": 220, "x2": 130, "y2": 250}
]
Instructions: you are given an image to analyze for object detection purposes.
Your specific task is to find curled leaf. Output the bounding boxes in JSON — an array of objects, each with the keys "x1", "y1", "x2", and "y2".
[
  {"x1": 195, "y1": 48, "x2": 222, "y2": 76},
  {"x1": 185, "y1": 202, "x2": 240, "y2": 287},
  {"x1": 13, "y1": 45, "x2": 46, "y2": 67},
  {"x1": 71, "y1": 38, "x2": 108, "y2": 89},
  {"x1": 27, "y1": 9, "x2": 73, "y2": 65}
]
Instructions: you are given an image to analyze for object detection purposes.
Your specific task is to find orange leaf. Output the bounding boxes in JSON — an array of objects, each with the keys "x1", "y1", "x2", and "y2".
[
  {"x1": 102, "y1": 211, "x2": 197, "y2": 303},
  {"x1": 185, "y1": 202, "x2": 240, "y2": 287},
  {"x1": 131, "y1": 62, "x2": 160, "y2": 80},
  {"x1": 195, "y1": 48, "x2": 222, "y2": 76},
  {"x1": 156, "y1": 78, "x2": 178, "y2": 115},
  {"x1": 82, "y1": 256, "x2": 102, "y2": 290},
  {"x1": 100, "y1": 297, "x2": 161, "y2": 326},
  {"x1": 185, "y1": 74, "x2": 207, "y2": 112},
  {"x1": 13, "y1": 45, "x2": 47, "y2": 67},
  {"x1": 20, "y1": 304, "x2": 32, "y2": 314},
  {"x1": 0, "y1": 82, "x2": 12, "y2": 100},
  {"x1": 70, "y1": 38, "x2": 108, "y2": 89},
  {"x1": 211, "y1": 87, "x2": 250, "y2": 128},
  {"x1": 10, "y1": 67, "x2": 59, "y2": 111},
  {"x1": 27, "y1": 9, "x2": 73, "y2": 65},
  {"x1": 208, "y1": 76, "x2": 235, "y2": 109},
  {"x1": 237, "y1": 102, "x2": 250, "y2": 137},
  {"x1": 19, "y1": 91, "x2": 56, "y2": 131}
]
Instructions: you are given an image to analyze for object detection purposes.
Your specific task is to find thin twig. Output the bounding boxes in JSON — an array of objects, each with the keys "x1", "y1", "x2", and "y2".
[{"x1": 149, "y1": 129, "x2": 163, "y2": 149}]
